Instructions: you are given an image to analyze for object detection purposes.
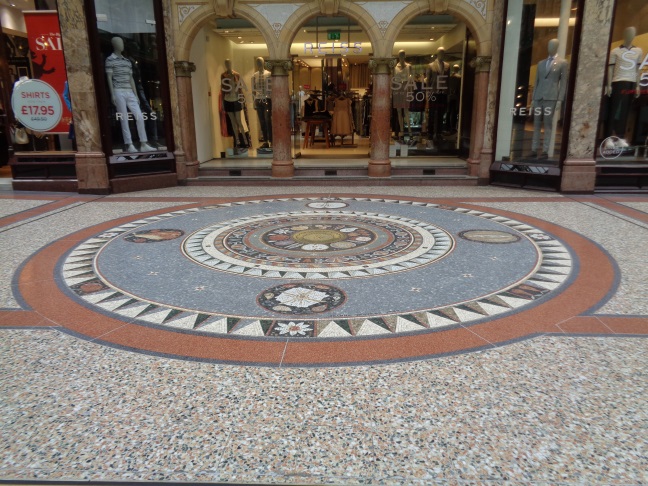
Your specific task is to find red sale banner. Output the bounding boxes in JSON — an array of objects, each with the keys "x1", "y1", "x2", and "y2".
[{"x1": 23, "y1": 10, "x2": 70, "y2": 133}]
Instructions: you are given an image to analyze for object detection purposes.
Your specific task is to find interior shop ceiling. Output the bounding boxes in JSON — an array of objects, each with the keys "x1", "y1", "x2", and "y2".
[
  {"x1": 0, "y1": 0, "x2": 36, "y2": 9},
  {"x1": 212, "y1": 14, "x2": 461, "y2": 60}
]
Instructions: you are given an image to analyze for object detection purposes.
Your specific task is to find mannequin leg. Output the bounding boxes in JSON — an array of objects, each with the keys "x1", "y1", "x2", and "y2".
[
  {"x1": 397, "y1": 109, "x2": 404, "y2": 140},
  {"x1": 542, "y1": 101, "x2": 556, "y2": 155},
  {"x1": 124, "y1": 91, "x2": 149, "y2": 144},
  {"x1": 114, "y1": 90, "x2": 134, "y2": 146},
  {"x1": 403, "y1": 108, "x2": 411, "y2": 138},
  {"x1": 264, "y1": 101, "x2": 272, "y2": 144},
  {"x1": 227, "y1": 111, "x2": 246, "y2": 148},
  {"x1": 531, "y1": 108, "x2": 542, "y2": 156}
]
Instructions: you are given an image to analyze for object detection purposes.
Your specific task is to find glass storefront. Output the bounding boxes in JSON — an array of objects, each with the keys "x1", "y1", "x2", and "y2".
[
  {"x1": 92, "y1": 0, "x2": 169, "y2": 156},
  {"x1": 493, "y1": 0, "x2": 578, "y2": 185},
  {"x1": 596, "y1": 0, "x2": 648, "y2": 163}
]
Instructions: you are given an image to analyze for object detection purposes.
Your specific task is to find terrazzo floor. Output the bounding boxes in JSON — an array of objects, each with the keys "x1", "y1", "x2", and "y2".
[{"x1": 0, "y1": 186, "x2": 646, "y2": 485}]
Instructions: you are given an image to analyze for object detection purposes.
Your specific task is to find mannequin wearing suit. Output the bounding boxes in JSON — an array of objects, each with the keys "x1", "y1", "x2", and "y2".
[
  {"x1": 531, "y1": 39, "x2": 568, "y2": 158},
  {"x1": 606, "y1": 26, "x2": 643, "y2": 146}
]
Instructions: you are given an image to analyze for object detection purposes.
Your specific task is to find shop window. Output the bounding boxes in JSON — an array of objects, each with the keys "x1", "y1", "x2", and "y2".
[
  {"x1": 596, "y1": 1, "x2": 648, "y2": 163},
  {"x1": 494, "y1": 0, "x2": 578, "y2": 182},
  {"x1": 90, "y1": 0, "x2": 172, "y2": 160}
]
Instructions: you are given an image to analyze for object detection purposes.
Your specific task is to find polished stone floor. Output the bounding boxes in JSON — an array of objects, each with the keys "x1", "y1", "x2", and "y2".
[{"x1": 0, "y1": 185, "x2": 646, "y2": 484}]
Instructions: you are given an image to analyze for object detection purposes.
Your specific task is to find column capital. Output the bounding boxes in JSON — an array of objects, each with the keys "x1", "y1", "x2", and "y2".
[
  {"x1": 470, "y1": 56, "x2": 492, "y2": 73},
  {"x1": 174, "y1": 61, "x2": 196, "y2": 77},
  {"x1": 368, "y1": 57, "x2": 397, "y2": 74},
  {"x1": 265, "y1": 59, "x2": 293, "y2": 76}
]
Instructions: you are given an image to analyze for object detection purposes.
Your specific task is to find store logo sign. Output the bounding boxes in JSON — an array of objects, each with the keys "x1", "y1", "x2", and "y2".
[
  {"x1": 599, "y1": 136, "x2": 624, "y2": 160},
  {"x1": 34, "y1": 33, "x2": 63, "y2": 51},
  {"x1": 303, "y1": 42, "x2": 362, "y2": 54}
]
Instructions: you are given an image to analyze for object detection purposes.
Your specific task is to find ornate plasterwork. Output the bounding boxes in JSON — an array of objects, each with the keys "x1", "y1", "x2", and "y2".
[
  {"x1": 249, "y1": 3, "x2": 302, "y2": 39},
  {"x1": 470, "y1": 56, "x2": 492, "y2": 72},
  {"x1": 465, "y1": 0, "x2": 487, "y2": 19},
  {"x1": 175, "y1": 61, "x2": 197, "y2": 77},
  {"x1": 356, "y1": 1, "x2": 412, "y2": 38},
  {"x1": 178, "y1": 4, "x2": 203, "y2": 25},
  {"x1": 368, "y1": 57, "x2": 397, "y2": 74},
  {"x1": 265, "y1": 59, "x2": 293, "y2": 76},
  {"x1": 212, "y1": 0, "x2": 235, "y2": 17}
]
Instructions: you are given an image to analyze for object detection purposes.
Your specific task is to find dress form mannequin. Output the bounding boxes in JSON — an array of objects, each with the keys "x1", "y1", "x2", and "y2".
[
  {"x1": 426, "y1": 47, "x2": 450, "y2": 146},
  {"x1": 392, "y1": 50, "x2": 412, "y2": 141},
  {"x1": 105, "y1": 37, "x2": 154, "y2": 152},
  {"x1": 606, "y1": 26, "x2": 643, "y2": 146},
  {"x1": 252, "y1": 57, "x2": 272, "y2": 150},
  {"x1": 221, "y1": 58, "x2": 247, "y2": 154},
  {"x1": 530, "y1": 39, "x2": 567, "y2": 158}
]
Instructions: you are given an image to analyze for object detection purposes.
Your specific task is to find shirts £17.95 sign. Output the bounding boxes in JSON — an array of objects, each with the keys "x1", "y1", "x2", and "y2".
[{"x1": 11, "y1": 79, "x2": 63, "y2": 132}]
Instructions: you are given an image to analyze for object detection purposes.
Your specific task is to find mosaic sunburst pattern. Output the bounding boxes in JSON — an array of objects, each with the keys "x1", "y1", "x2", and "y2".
[{"x1": 59, "y1": 197, "x2": 574, "y2": 339}]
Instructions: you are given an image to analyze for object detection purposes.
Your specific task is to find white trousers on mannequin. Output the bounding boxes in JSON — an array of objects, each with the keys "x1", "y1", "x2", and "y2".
[{"x1": 114, "y1": 89, "x2": 147, "y2": 145}]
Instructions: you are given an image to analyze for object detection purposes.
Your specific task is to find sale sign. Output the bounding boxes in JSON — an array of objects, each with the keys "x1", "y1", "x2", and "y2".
[
  {"x1": 12, "y1": 79, "x2": 62, "y2": 132},
  {"x1": 23, "y1": 11, "x2": 70, "y2": 133}
]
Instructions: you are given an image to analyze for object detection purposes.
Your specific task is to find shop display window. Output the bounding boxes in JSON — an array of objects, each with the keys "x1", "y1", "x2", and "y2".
[
  {"x1": 596, "y1": 0, "x2": 648, "y2": 163},
  {"x1": 92, "y1": 0, "x2": 170, "y2": 157},
  {"x1": 494, "y1": 0, "x2": 578, "y2": 171}
]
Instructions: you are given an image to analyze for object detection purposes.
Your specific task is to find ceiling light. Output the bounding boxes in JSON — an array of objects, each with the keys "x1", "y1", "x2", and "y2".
[
  {"x1": 237, "y1": 36, "x2": 242, "y2": 39},
  {"x1": 249, "y1": 41, "x2": 253, "y2": 43}
]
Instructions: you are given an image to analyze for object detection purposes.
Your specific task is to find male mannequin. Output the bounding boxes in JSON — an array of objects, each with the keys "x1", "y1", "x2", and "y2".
[
  {"x1": 252, "y1": 57, "x2": 272, "y2": 150},
  {"x1": 426, "y1": 47, "x2": 450, "y2": 144},
  {"x1": 392, "y1": 50, "x2": 412, "y2": 141},
  {"x1": 446, "y1": 64, "x2": 461, "y2": 132},
  {"x1": 606, "y1": 26, "x2": 643, "y2": 146},
  {"x1": 221, "y1": 58, "x2": 247, "y2": 154},
  {"x1": 530, "y1": 39, "x2": 568, "y2": 159},
  {"x1": 105, "y1": 37, "x2": 155, "y2": 153}
]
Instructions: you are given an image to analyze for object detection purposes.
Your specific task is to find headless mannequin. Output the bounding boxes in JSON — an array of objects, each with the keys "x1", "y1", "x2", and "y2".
[
  {"x1": 426, "y1": 47, "x2": 450, "y2": 145},
  {"x1": 606, "y1": 26, "x2": 643, "y2": 145},
  {"x1": 221, "y1": 58, "x2": 247, "y2": 154},
  {"x1": 530, "y1": 39, "x2": 567, "y2": 158},
  {"x1": 392, "y1": 50, "x2": 412, "y2": 141},
  {"x1": 106, "y1": 37, "x2": 154, "y2": 153},
  {"x1": 446, "y1": 64, "x2": 461, "y2": 132},
  {"x1": 252, "y1": 57, "x2": 272, "y2": 149}
]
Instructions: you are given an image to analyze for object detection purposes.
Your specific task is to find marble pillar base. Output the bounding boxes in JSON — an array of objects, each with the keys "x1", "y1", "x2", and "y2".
[
  {"x1": 368, "y1": 159, "x2": 391, "y2": 178},
  {"x1": 560, "y1": 158, "x2": 596, "y2": 193},
  {"x1": 174, "y1": 150, "x2": 190, "y2": 179},
  {"x1": 176, "y1": 74, "x2": 198, "y2": 181},
  {"x1": 75, "y1": 152, "x2": 109, "y2": 192}
]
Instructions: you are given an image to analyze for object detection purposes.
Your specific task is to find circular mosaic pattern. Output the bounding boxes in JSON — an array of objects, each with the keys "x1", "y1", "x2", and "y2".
[
  {"x1": 54, "y1": 197, "x2": 578, "y2": 346},
  {"x1": 257, "y1": 283, "x2": 346, "y2": 315},
  {"x1": 183, "y1": 211, "x2": 453, "y2": 279},
  {"x1": 459, "y1": 230, "x2": 521, "y2": 244}
]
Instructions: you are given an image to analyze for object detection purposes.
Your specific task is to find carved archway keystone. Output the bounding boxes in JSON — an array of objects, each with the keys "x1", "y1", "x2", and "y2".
[
  {"x1": 429, "y1": 0, "x2": 449, "y2": 12},
  {"x1": 211, "y1": 0, "x2": 235, "y2": 17},
  {"x1": 319, "y1": 0, "x2": 340, "y2": 15}
]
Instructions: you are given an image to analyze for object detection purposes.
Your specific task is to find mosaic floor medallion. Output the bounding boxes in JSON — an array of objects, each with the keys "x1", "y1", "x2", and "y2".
[{"x1": 54, "y1": 197, "x2": 577, "y2": 345}]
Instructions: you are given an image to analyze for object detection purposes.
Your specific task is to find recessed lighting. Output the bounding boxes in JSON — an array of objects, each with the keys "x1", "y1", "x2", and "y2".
[
  {"x1": 249, "y1": 41, "x2": 253, "y2": 43},
  {"x1": 303, "y1": 29, "x2": 307, "y2": 33},
  {"x1": 237, "y1": 36, "x2": 242, "y2": 39},
  {"x1": 430, "y1": 38, "x2": 434, "y2": 40}
]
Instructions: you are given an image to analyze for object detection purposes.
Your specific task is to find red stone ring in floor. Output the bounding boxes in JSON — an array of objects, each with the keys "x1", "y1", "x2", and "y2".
[{"x1": 17, "y1": 196, "x2": 617, "y2": 366}]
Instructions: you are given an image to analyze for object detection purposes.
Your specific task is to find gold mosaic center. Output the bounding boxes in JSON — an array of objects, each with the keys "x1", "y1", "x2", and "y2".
[{"x1": 292, "y1": 229, "x2": 347, "y2": 244}]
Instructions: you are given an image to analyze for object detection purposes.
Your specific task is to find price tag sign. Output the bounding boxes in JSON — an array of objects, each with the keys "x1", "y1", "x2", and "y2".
[{"x1": 11, "y1": 79, "x2": 63, "y2": 132}]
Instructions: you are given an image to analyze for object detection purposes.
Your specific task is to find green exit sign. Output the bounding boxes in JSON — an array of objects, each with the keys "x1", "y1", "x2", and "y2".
[{"x1": 327, "y1": 30, "x2": 341, "y2": 40}]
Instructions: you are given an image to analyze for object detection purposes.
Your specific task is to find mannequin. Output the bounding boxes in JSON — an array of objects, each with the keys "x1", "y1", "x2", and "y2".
[
  {"x1": 530, "y1": 39, "x2": 567, "y2": 158},
  {"x1": 426, "y1": 47, "x2": 450, "y2": 145},
  {"x1": 105, "y1": 37, "x2": 155, "y2": 153},
  {"x1": 252, "y1": 57, "x2": 272, "y2": 150},
  {"x1": 392, "y1": 50, "x2": 412, "y2": 141},
  {"x1": 221, "y1": 58, "x2": 247, "y2": 154},
  {"x1": 606, "y1": 26, "x2": 643, "y2": 146},
  {"x1": 446, "y1": 64, "x2": 461, "y2": 132}
]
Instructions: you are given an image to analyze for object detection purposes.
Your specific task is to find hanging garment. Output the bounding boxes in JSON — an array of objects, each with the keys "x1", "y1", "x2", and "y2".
[{"x1": 331, "y1": 97, "x2": 354, "y2": 135}]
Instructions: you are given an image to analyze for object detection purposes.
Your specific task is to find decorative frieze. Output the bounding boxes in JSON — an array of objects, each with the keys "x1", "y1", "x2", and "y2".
[
  {"x1": 356, "y1": 1, "x2": 412, "y2": 38},
  {"x1": 177, "y1": 4, "x2": 203, "y2": 25},
  {"x1": 465, "y1": 0, "x2": 487, "y2": 19},
  {"x1": 211, "y1": 0, "x2": 235, "y2": 17},
  {"x1": 249, "y1": 3, "x2": 303, "y2": 39}
]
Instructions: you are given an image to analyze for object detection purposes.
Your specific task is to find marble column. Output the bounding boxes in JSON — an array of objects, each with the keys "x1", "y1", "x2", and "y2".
[
  {"x1": 266, "y1": 59, "x2": 294, "y2": 178},
  {"x1": 467, "y1": 57, "x2": 491, "y2": 179},
  {"x1": 368, "y1": 58, "x2": 397, "y2": 178},
  {"x1": 57, "y1": 0, "x2": 109, "y2": 193},
  {"x1": 560, "y1": 0, "x2": 615, "y2": 193},
  {"x1": 175, "y1": 61, "x2": 197, "y2": 180}
]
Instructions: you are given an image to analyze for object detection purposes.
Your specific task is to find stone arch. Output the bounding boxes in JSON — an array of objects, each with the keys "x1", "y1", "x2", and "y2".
[
  {"x1": 384, "y1": 0, "x2": 492, "y2": 58},
  {"x1": 175, "y1": 3, "x2": 280, "y2": 61},
  {"x1": 276, "y1": 1, "x2": 382, "y2": 59}
]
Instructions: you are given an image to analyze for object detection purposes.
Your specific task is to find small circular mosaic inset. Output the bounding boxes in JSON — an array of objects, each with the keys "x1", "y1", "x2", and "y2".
[
  {"x1": 459, "y1": 230, "x2": 521, "y2": 244},
  {"x1": 306, "y1": 201, "x2": 349, "y2": 209},
  {"x1": 184, "y1": 211, "x2": 452, "y2": 279},
  {"x1": 257, "y1": 283, "x2": 346, "y2": 315},
  {"x1": 124, "y1": 229, "x2": 184, "y2": 243}
]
